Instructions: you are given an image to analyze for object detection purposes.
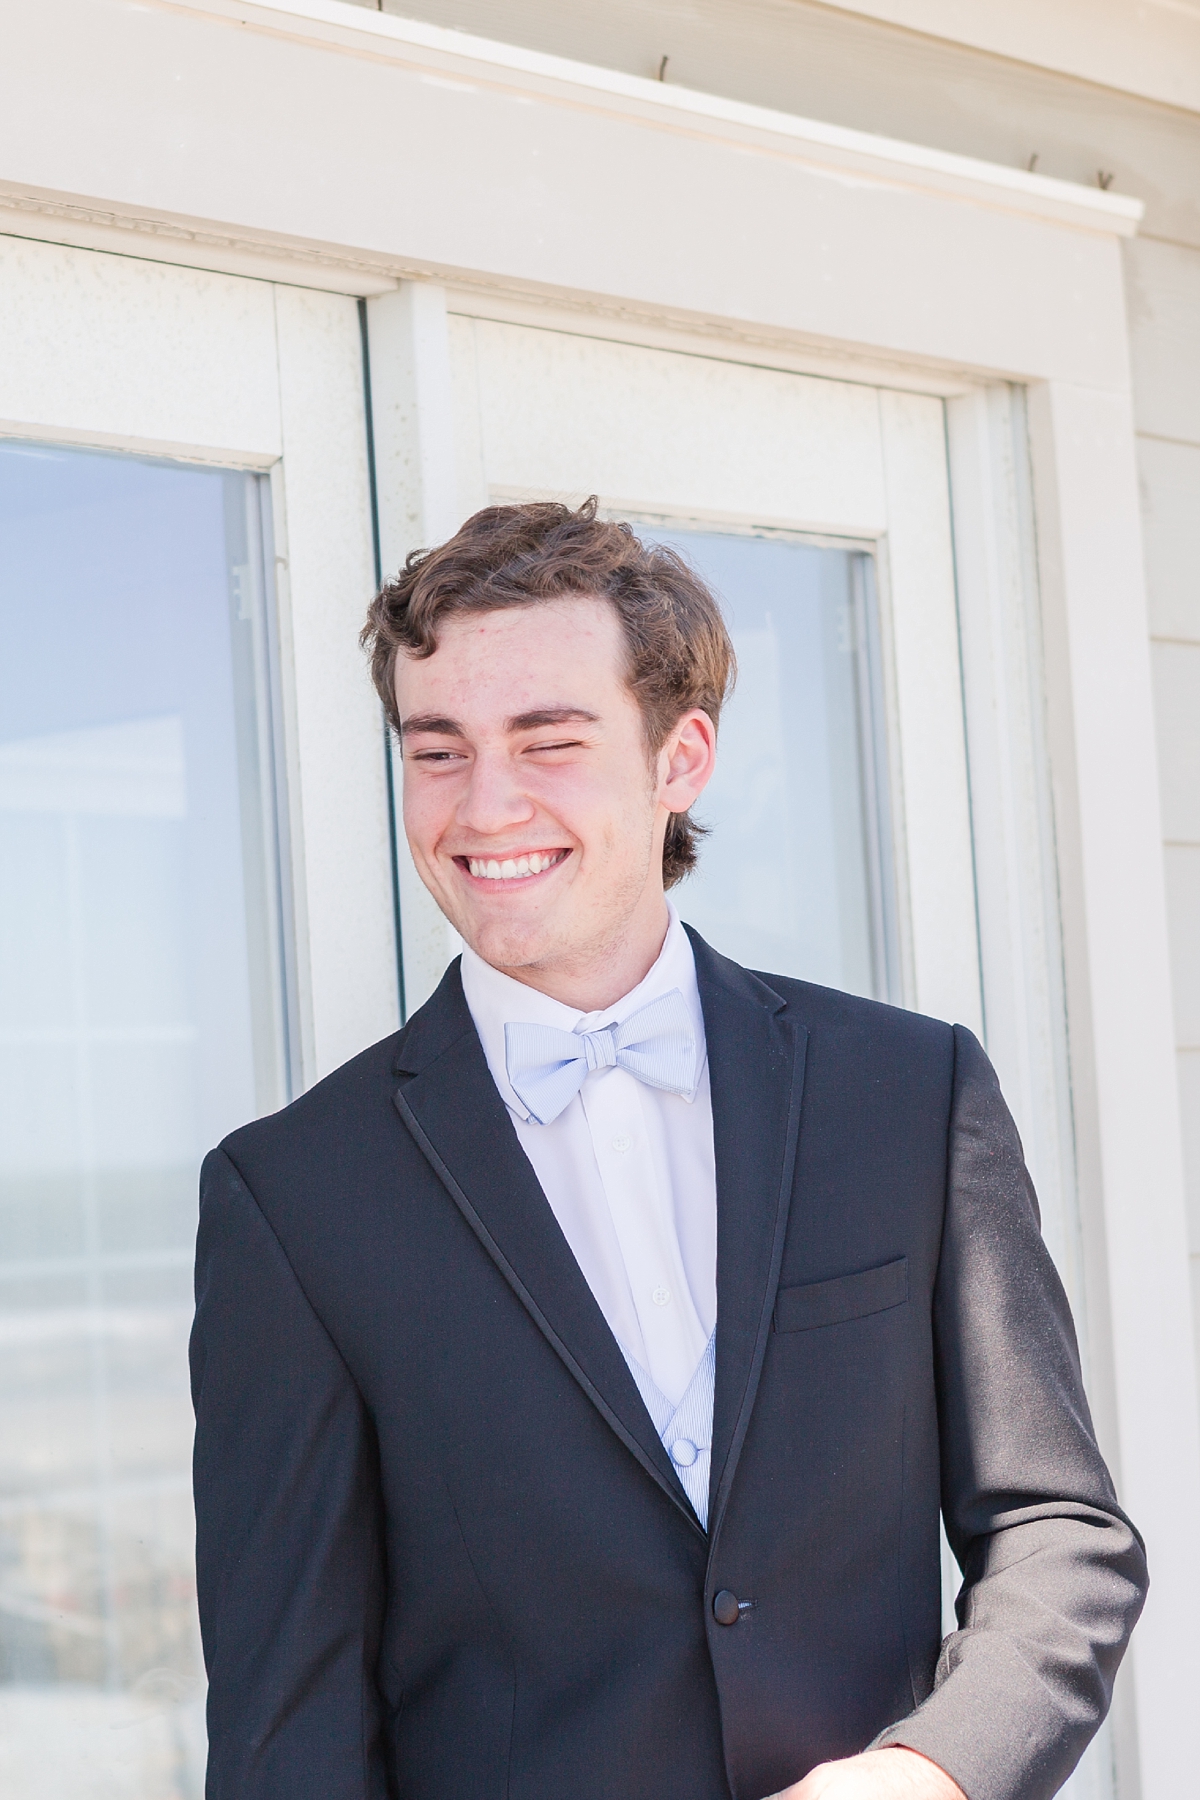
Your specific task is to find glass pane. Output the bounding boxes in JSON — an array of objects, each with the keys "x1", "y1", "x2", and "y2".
[
  {"x1": 0, "y1": 442, "x2": 288, "y2": 1798},
  {"x1": 640, "y1": 527, "x2": 896, "y2": 1001}
]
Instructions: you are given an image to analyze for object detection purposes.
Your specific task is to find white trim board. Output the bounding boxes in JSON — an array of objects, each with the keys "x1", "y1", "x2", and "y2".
[
  {"x1": 2, "y1": 1, "x2": 1144, "y2": 391},
  {"x1": 0, "y1": 194, "x2": 400, "y2": 298},
  {"x1": 442, "y1": 290, "x2": 984, "y2": 399},
  {"x1": 159, "y1": 0, "x2": 1142, "y2": 238},
  {"x1": 0, "y1": 201, "x2": 1048, "y2": 402},
  {"x1": 0, "y1": 197, "x2": 988, "y2": 397}
]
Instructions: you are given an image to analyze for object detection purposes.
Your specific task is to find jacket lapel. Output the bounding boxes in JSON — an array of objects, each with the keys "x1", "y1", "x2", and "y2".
[
  {"x1": 392, "y1": 962, "x2": 704, "y2": 1537},
  {"x1": 687, "y1": 930, "x2": 808, "y2": 1544}
]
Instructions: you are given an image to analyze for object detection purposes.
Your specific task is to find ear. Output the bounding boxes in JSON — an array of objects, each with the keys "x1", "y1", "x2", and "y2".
[{"x1": 658, "y1": 709, "x2": 717, "y2": 814}]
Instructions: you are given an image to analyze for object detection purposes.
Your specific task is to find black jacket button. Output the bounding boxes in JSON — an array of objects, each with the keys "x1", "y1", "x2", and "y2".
[{"x1": 712, "y1": 1589, "x2": 741, "y2": 1626}]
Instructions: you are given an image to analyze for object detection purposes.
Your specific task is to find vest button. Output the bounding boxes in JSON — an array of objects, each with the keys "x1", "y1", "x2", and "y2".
[{"x1": 712, "y1": 1589, "x2": 741, "y2": 1626}]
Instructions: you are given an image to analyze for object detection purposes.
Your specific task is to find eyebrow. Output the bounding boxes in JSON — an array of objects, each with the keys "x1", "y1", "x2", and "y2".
[
  {"x1": 399, "y1": 713, "x2": 465, "y2": 738},
  {"x1": 399, "y1": 706, "x2": 600, "y2": 737},
  {"x1": 507, "y1": 707, "x2": 600, "y2": 732}
]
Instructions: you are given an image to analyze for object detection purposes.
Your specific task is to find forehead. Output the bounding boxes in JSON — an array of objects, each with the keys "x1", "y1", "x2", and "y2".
[{"x1": 395, "y1": 595, "x2": 628, "y2": 716}]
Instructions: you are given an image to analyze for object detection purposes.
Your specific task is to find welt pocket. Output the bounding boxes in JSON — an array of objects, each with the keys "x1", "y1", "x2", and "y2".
[{"x1": 773, "y1": 1256, "x2": 909, "y2": 1333}]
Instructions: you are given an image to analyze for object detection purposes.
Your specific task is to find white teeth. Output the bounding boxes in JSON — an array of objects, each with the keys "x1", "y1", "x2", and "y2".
[{"x1": 467, "y1": 851, "x2": 566, "y2": 880}]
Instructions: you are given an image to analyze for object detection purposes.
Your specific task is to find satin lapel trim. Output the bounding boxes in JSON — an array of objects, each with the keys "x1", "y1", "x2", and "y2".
[
  {"x1": 393, "y1": 1002, "x2": 703, "y2": 1538},
  {"x1": 689, "y1": 934, "x2": 808, "y2": 1545}
]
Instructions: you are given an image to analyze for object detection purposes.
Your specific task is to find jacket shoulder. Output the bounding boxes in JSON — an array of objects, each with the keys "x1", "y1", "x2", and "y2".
[
  {"x1": 216, "y1": 1026, "x2": 407, "y2": 1174},
  {"x1": 755, "y1": 970, "x2": 955, "y2": 1051},
  {"x1": 686, "y1": 922, "x2": 957, "y2": 1075}
]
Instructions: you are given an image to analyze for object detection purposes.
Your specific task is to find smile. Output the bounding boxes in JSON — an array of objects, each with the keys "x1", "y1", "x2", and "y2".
[{"x1": 461, "y1": 850, "x2": 570, "y2": 882}]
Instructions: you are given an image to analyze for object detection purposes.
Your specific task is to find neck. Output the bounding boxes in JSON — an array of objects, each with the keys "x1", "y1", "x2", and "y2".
[{"x1": 491, "y1": 890, "x2": 672, "y2": 1012}]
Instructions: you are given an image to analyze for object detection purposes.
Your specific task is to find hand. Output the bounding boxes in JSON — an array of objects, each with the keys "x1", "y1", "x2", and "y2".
[{"x1": 768, "y1": 1747, "x2": 967, "y2": 1800}]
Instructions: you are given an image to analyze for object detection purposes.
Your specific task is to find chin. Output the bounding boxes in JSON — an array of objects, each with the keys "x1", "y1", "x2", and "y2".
[{"x1": 467, "y1": 915, "x2": 560, "y2": 973}]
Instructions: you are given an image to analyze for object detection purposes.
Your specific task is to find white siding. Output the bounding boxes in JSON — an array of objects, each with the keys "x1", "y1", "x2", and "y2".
[{"x1": 1127, "y1": 231, "x2": 1200, "y2": 1409}]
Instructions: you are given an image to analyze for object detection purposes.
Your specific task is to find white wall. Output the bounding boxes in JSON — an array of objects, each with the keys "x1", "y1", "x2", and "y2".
[{"x1": 1126, "y1": 234, "x2": 1200, "y2": 1390}]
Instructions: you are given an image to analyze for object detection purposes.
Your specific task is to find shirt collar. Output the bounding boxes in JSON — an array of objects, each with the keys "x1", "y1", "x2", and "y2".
[{"x1": 459, "y1": 903, "x2": 707, "y2": 1122}]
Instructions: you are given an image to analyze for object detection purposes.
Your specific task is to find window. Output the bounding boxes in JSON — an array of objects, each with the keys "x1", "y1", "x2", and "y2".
[
  {"x1": 640, "y1": 527, "x2": 898, "y2": 1002},
  {"x1": 0, "y1": 442, "x2": 290, "y2": 1796}
]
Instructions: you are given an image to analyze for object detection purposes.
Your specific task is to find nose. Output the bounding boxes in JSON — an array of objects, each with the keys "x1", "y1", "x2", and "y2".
[{"x1": 456, "y1": 749, "x2": 535, "y2": 838}]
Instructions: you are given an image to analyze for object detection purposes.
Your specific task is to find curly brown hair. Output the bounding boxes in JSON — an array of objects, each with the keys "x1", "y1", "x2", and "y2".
[{"x1": 361, "y1": 498, "x2": 735, "y2": 887}]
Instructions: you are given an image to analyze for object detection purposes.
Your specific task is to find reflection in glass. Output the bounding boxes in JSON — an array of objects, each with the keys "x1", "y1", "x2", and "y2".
[
  {"x1": 0, "y1": 442, "x2": 288, "y2": 1797},
  {"x1": 641, "y1": 527, "x2": 896, "y2": 1001}
]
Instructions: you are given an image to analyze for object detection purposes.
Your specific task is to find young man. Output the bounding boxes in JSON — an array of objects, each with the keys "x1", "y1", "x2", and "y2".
[{"x1": 192, "y1": 501, "x2": 1146, "y2": 1800}]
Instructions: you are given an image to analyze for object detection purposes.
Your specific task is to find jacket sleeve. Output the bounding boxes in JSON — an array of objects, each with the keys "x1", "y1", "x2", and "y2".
[
  {"x1": 874, "y1": 1026, "x2": 1148, "y2": 1800},
  {"x1": 191, "y1": 1147, "x2": 388, "y2": 1800}
]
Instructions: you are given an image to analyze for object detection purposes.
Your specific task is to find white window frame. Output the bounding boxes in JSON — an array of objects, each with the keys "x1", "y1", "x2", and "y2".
[
  {"x1": 0, "y1": 235, "x2": 400, "y2": 1086},
  {"x1": 377, "y1": 299, "x2": 981, "y2": 1035}
]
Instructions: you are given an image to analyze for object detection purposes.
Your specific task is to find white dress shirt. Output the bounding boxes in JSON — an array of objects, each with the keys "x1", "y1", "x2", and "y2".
[{"x1": 460, "y1": 906, "x2": 717, "y2": 1410}]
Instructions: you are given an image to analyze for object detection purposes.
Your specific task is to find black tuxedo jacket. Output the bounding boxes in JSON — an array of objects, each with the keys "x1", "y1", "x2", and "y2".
[{"x1": 191, "y1": 932, "x2": 1146, "y2": 1800}]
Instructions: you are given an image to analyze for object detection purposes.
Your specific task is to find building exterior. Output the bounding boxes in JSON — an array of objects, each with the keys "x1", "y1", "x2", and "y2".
[{"x1": 0, "y1": 2, "x2": 1196, "y2": 1796}]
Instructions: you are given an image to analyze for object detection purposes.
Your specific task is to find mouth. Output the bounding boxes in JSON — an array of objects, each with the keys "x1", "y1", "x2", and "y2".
[{"x1": 456, "y1": 849, "x2": 571, "y2": 884}]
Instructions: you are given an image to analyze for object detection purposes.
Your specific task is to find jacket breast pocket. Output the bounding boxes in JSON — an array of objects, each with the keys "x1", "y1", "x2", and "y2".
[{"x1": 773, "y1": 1256, "x2": 909, "y2": 1332}]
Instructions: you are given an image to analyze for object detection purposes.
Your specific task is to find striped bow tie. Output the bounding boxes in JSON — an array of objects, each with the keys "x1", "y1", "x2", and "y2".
[{"x1": 503, "y1": 988, "x2": 698, "y2": 1125}]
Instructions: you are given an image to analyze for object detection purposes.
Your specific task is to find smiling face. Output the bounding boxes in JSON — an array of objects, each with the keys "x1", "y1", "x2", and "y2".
[{"x1": 395, "y1": 594, "x2": 716, "y2": 1010}]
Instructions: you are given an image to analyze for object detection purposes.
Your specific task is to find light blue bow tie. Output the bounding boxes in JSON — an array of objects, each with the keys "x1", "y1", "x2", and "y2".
[{"x1": 504, "y1": 988, "x2": 698, "y2": 1125}]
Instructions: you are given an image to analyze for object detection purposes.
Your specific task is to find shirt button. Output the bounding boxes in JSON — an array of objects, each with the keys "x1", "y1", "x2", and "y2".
[
  {"x1": 651, "y1": 1285, "x2": 671, "y2": 1307},
  {"x1": 671, "y1": 1438, "x2": 698, "y2": 1467},
  {"x1": 611, "y1": 1134, "x2": 632, "y2": 1152}
]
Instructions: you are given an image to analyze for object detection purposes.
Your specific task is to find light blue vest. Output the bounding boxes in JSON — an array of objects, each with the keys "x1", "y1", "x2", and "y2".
[{"x1": 623, "y1": 1332, "x2": 716, "y2": 1528}]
